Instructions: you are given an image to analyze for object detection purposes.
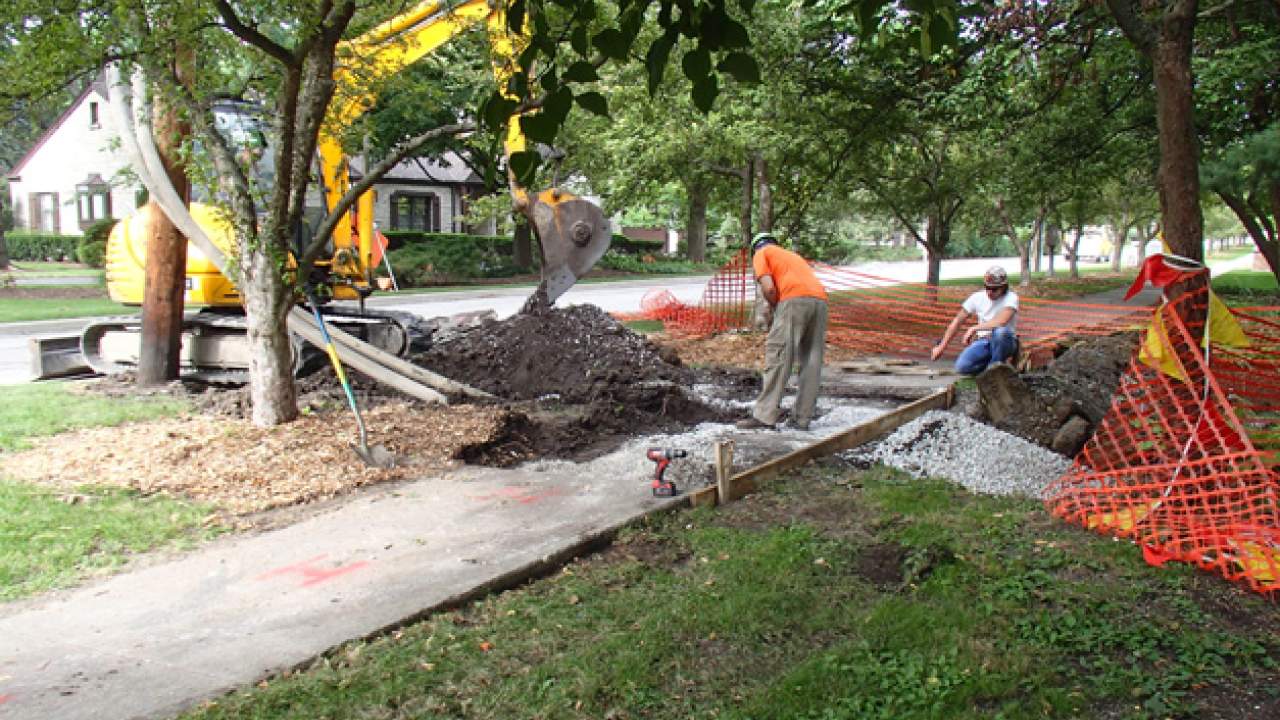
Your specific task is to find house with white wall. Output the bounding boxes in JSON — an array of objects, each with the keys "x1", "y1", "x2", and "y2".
[
  {"x1": 7, "y1": 78, "x2": 494, "y2": 237},
  {"x1": 6, "y1": 77, "x2": 138, "y2": 235}
]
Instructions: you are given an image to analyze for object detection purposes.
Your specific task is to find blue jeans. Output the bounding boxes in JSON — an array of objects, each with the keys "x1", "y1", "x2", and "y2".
[{"x1": 955, "y1": 327, "x2": 1018, "y2": 375}]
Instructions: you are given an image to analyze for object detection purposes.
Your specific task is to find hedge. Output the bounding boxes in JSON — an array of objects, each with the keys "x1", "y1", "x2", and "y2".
[
  {"x1": 75, "y1": 219, "x2": 116, "y2": 268},
  {"x1": 381, "y1": 231, "x2": 524, "y2": 284},
  {"x1": 5, "y1": 231, "x2": 82, "y2": 262}
]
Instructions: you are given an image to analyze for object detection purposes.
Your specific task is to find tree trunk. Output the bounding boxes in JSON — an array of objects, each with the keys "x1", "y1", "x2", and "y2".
[
  {"x1": 0, "y1": 229, "x2": 9, "y2": 270},
  {"x1": 1218, "y1": 189, "x2": 1279, "y2": 285},
  {"x1": 1151, "y1": 0, "x2": 1204, "y2": 264},
  {"x1": 513, "y1": 218, "x2": 533, "y2": 270},
  {"x1": 243, "y1": 248, "x2": 298, "y2": 426},
  {"x1": 685, "y1": 181, "x2": 708, "y2": 263},
  {"x1": 924, "y1": 212, "x2": 947, "y2": 287},
  {"x1": 755, "y1": 153, "x2": 773, "y2": 233},
  {"x1": 137, "y1": 84, "x2": 190, "y2": 387},
  {"x1": 740, "y1": 156, "x2": 755, "y2": 246},
  {"x1": 1032, "y1": 219, "x2": 1043, "y2": 273},
  {"x1": 1045, "y1": 222, "x2": 1059, "y2": 277}
]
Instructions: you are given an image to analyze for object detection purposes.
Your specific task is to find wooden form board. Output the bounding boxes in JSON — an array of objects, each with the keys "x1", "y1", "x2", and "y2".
[{"x1": 686, "y1": 385, "x2": 954, "y2": 507}]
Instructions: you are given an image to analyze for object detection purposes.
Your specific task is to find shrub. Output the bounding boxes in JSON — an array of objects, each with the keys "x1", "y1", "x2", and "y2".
[
  {"x1": 381, "y1": 232, "x2": 518, "y2": 284},
  {"x1": 76, "y1": 219, "x2": 116, "y2": 268},
  {"x1": 5, "y1": 231, "x2": 81, "y2": 262}
]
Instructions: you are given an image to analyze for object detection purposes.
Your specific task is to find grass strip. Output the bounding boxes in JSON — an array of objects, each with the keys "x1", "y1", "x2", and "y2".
[
  {"x1": 0, "y1": 481, "x2": 221, "y2": 601},
  {"x1": 0, "y1": 383, "x2": 190, "y2": 451}
]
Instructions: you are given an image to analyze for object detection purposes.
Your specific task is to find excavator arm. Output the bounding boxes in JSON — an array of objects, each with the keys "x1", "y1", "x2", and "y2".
[{"x1": 320, "y1": 0, "x2": 611, "y2": 308}]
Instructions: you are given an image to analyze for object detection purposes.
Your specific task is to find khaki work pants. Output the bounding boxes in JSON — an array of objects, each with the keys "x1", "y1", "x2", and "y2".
[{"x1": 752, "y1": 296, "x2": 828, "y2": 425}]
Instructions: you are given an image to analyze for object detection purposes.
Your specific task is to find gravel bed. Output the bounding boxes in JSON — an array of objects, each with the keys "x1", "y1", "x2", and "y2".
[{"x1": 865, "y1": 410, "x2": 1072, "y2": 499}]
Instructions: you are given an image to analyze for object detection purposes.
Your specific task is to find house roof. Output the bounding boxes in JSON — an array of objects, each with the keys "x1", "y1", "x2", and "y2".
[
  {"x1": 353, "y1": 153, "x2": 483, "y2": 186},
  {"x1": 6, "y1": 75, "x2": 107, "y2": 179}
]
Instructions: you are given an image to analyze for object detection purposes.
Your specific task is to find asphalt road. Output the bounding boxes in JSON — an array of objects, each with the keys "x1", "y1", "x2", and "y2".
[{"x1": 0, "y1": 256, "x2": 1093, "y2": 386}]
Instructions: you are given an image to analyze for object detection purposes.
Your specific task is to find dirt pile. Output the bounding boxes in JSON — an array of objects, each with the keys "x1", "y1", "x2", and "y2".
[
  {"x1": 414, "y1": 305, "x2": 746, "y2": 463},
  {"x1": 962, "y1": 332, "x2": 1140, "y2": 457}
]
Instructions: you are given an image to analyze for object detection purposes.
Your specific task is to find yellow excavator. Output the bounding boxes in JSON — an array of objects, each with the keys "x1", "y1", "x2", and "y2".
[{"x1": 80, "y1": 0, "x2": 612, "y2": 380}]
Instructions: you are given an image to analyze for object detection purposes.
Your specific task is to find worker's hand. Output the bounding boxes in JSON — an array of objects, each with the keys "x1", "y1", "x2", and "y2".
[
  {"x1": 930, "y1": 343, "x2": 944, "y2": 361},
  {"x1": 962, "y1": 327, "x2": 977, "y2": 344}
]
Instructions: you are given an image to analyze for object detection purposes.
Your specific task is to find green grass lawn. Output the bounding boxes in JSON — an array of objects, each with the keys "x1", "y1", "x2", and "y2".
[
  {"x1": 0, "y1": 382, "x2": 190, "y2": 451},
  {"x1": 179, "y1": 464, "x2": 1280, "y2": 720},
  {"x1": 0, "y1": 481, "x2": 222, "y2": 601},
  {"x1": 1, "y1": 261, "x2": 103, "y2": 277},
  {"x1": 1213, "y1": 269, "x2": 1279, "y2": 300},
  {"x1": 0, "y1": 294, "x2": 132, "y2": 323},
  {"x1": 0, "y1": 383, "x2": 220, "y2": 601}
]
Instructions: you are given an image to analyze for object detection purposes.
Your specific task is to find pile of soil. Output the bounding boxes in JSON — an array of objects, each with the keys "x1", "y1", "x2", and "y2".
[{"x1": 414, "y1": 305, "x2": 750, "y2": 463}]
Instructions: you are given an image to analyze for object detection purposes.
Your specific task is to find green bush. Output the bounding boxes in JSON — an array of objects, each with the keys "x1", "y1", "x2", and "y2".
[
  {"x1": 597, "y1": 250, "x2": 698, "y2": 274},
  {"x1": 5, "y1": 231, "x2": 81, "y2": 262},
  {"x1": 76, "y1": 219, "x2": 116, "y2": 268},
  {"x1": 611, "y1": 233, "x2": 666, "y2": 255},
  {"x1": 382, "y1": 232, "x2": 519, "y2": 284}
]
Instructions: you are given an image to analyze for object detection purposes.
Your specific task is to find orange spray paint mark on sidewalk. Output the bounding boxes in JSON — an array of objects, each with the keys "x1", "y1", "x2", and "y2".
[{"x1": 256, "y1": 554, "x2": 370, "y2": 587}]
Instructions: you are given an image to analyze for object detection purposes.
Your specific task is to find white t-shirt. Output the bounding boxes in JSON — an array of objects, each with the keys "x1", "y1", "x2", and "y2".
[{"x1": 962, "y1": 289, "x2": 1019, "y2": 337}]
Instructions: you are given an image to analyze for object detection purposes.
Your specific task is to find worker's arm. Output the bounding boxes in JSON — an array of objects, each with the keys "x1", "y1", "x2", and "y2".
[
  {"x1": 931, "y1": 307, "x2": 970, "y2": 361},
  {"x1": 961, "y1": 306, "x2": 1016, "y2": 344},
  {"x1": 758, "y1": 275, "x2": 779, "y2": 306}
]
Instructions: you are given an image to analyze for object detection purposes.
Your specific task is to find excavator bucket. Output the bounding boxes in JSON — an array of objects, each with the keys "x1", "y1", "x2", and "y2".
[{"x1": 525, "y1": 189, "x2": 612, "y2": 309}]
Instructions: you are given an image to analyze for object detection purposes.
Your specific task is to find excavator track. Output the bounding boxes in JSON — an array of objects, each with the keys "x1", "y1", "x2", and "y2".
[{"x1": 77, "y1": 307, "x2": 411, "y2": 384}]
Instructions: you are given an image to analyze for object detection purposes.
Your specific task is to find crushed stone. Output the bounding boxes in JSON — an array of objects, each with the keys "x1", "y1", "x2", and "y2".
[{"x1": 860, "y1": 410, "x2": 1072, "y2": 498}]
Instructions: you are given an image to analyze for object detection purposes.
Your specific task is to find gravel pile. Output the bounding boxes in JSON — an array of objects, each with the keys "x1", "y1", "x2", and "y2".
[{"x1": 867, "y1": 410, "x2": 1072, "y2": 498}]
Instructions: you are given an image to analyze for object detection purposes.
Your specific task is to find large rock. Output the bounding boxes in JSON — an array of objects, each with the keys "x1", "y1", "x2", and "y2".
[
  {"x1": 1051, "y1": 415, "x2": 1092, "y2": 457},
  {"x1": 975, "y1": 363, "x2": 1063, "y2": 450}
]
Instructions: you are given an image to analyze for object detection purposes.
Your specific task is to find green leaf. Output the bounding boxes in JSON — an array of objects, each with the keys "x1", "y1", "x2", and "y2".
[
  {"x1": 570, "y1": 25, "x2": 589, "y2": 56},
  {"x1": 562, "y1": 61, "x2": 599, "y2": 83},
  {"x1": 645, "y1": 32, "x2": 676, "y2": 95},
  {"x1": 508, "y1": 150, "x2": 541, "y2": 188},
  {"x1": 691, "y1": 74, "x2": 719, "y2": 114},
  {"x1": 575, "y1": 91, "x2": 609, "y2": 117},
  {"x1": 519, "y1": 113, "x2": 559, "y2": 145},
  {"x1": 506, "y1": 0, "x2": 526, "y2": 34},
  {"x1": 481, "y1": 93, "x2": 519, "y2": 131},
  {"x1": 540, "y1": 66, "x2": 560, "y2": 94},
  {"x1": 544, "y1": 87, "x2": 574, "y2": 124},
  {"x1": 716, "y1": 52, "x2": 760, "y2": 83},
  {"x1": 505, "y1": 73, "x2": 528, "y2": 99},
  {"x1": 860, "y1": 0, "x2": 890, "y2": 39},
  {"x1": 719, "y1": 19, "x2": 751, "y2": 49},
  {"x1": 592, "y1": 28, "x2": 630, "y2": 60},
  {"x1": 682, "y1": 47, "x2": 712, "y2": 81}
]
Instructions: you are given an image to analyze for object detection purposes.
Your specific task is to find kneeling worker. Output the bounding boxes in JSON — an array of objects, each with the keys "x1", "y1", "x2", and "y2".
[
  {"x1": 736, "y1": 233, "x2": 829, "y2": 431},
  {"x1": 931, "y1": 266, "x2": 1020, "y2": 375}
]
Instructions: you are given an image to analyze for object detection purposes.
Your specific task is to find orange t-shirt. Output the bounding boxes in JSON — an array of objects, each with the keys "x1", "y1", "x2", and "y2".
[{"x1": 753, "y1": 245, "x2": 828, "y2": 302}]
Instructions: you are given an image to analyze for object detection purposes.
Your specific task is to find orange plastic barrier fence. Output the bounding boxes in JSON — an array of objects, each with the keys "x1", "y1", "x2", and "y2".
[
  {"x1": 1045, "y1": 285, "x2": 1280, "y2": 595},
  {"x1": 635, "y1": 251, "x2": 1153, "y2": 368},
  {"x1": 630, "y1": 254, "x2": 1280, "y2": 594}
]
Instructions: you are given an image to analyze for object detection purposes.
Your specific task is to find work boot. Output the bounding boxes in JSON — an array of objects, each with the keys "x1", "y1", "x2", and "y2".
[
  {"x1": 735, "y1": 416, "x2": 775, "y2": 430},
  {"x1": 789, "y1": 418, "x2": 811, "y2": 431}
]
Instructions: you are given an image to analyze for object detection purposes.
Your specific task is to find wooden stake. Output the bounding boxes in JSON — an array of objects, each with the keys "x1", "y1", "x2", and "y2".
[{"x1": 714, "y1": 440, "x2": 735, "y2": 505}]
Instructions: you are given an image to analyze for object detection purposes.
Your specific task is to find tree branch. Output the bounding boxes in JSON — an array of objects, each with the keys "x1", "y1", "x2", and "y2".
[{"x1": 214, "y1": 0, "x2": 295, "y2": 66}]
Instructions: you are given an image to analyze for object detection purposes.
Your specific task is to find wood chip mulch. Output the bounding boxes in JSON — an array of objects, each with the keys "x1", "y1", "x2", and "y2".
[{"x1": 0, "y1": 403, "x2": 507, "y2": 517}]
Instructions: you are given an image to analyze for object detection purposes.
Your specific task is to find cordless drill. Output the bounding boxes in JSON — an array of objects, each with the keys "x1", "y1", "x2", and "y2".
[{"x1": 647, "y1": 448, "x2": 687, "y2": 497}]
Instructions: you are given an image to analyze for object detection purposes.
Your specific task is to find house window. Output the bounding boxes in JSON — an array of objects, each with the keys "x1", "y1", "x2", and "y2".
[
  {"x1": 29, "y1": 192, "x2": 60, "y2": 232},
  {"x1": 76, "y1": 177, "x2": 112, "y2": 229},
  {"x1": 390, "y1": 192, "x2": 440, "y2": 232},
  {"x1": 89, "y1": 101, "x2": 101, "y2": 129}
]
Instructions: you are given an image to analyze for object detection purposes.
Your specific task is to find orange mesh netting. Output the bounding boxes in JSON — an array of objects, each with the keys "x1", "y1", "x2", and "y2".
[
  {"x1": 628, "y1": 253, "x2": 1280, "y2": 594},
  {"x1": 1044, "y1": 275, "x2": 1280, "y2": 596},
  {"x1": 633, "y1": 250, "x2": 1152, "y2": 368}
]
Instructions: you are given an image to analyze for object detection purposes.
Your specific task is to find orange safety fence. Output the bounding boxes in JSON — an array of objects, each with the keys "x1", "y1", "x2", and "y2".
[
  {"x1": 631, "y1": 249, "x2": 1154, "y2": 369},
  {"x1": 1045, "y1": 281, "x2": 1280, "y2": 595},
  {"x1": 627, "y1": 252, "x2": 1280, "y2": 595}
]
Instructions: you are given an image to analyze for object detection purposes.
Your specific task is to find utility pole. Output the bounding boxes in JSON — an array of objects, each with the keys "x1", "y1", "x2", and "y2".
[{"x1": 137, "y1": 57, "x2": 190, "y2": 386}]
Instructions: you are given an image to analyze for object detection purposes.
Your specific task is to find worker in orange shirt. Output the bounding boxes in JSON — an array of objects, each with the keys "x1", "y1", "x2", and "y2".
[{"x1": 737, "y1": 232, "x2": 829, "y2": 431}]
